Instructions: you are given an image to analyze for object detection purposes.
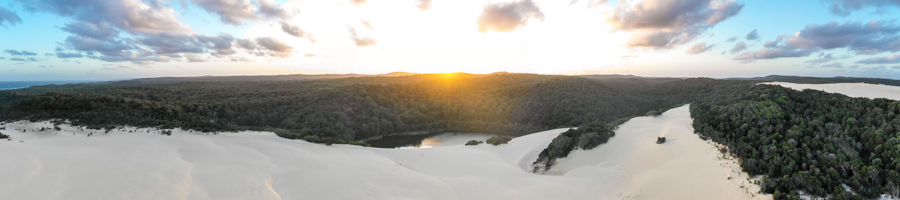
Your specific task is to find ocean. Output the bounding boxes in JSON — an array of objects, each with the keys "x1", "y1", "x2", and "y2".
[{"x1": 0, "y1": 81, "x2": 99, "y2": 90}]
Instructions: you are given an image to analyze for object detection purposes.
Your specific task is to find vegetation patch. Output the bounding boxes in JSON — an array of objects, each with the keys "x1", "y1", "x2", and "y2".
[
  {"x1": 692, "y1": 84, "x2": 900, "y2": 199},
  {"x1": 485, "y1": 135, "x2": 512, "y2": 145}
]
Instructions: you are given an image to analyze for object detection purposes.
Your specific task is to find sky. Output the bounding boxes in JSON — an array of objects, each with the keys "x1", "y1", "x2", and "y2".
[{"x1": 2, "y1": 0, "x2": 900, "y2": 81}]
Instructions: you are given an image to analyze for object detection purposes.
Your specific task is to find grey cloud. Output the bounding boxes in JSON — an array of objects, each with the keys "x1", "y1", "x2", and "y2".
[
  {"x1": 0, "y1": 57, "x2": 4, "y2": 59},
  {"x1": 685, "y1": 42, "x2": 714, "y2": 54},
  {"x1": 256, "y1": 37, "x2": 292, "y2": 53},
  {"x1": 855, "y1": 53, "x2": 900, "y2": 64},
  {"x1": 184, "y1": 53, "x2": 208, "y2": 62},
  {"x1": 730, "y1": 41, "x2": 747, "y2": 54},
  {"x1": 734, "y1": 20, "x2": 900, "y2": 61},
  {"x1": 138, "y1": 33, "x2": 206, "y2": 55},
  {"x1": 416, "y1": 0, "x2": 432, "y2": 10},
  {"x1": 27, "y1": 57, "x2": 37, "y2": 61},
  {"x1": 17, "y1": 0, "x2": 192, "y2": 34},
  {"x1": 892, "y1": 65, "x2": 900, "y2": 69},
  {"x1": 10, "y1": 57, "x2": 25, "y2": 61},
  {"x1": 44, "y1": 53, "x2": 54, "y2": 56},
  {"x1": 819, "y1": 62, "x2": 844, "y2": 68},
  {"x1": 0, "y1": 6, "x2": 23, "y2": 27},
  {"x1": 39, "y1": 65, "x2": 54, "y2": 68},
  {"x1": 190, "y1": 0, "x2": 294, "y2": 25},
  {"x1": 745, "y1": 29, "x2": 760, "y2": 40},
  {"x1": 725, "y1": 37, "x2": 737, "y2": 42},
  {"x1": 236, "y1": 38, "x2": 260, "y2": 49},
  {"x1": 805, "y1": 53, "x2": 836, "y2": 65},
  {"x1": 64, "y1": 36, "x2": 133, "y2": 56},
  {"x1": 608, "y1": 0, "x2": 743, "y2": 48},
  {"x1": 785, "y1": 21, "x2": 900, "y2": 54},
  {"x1": 4, "y1": 50, "x2": 38, "y2": 56},
  {"x1": 763, "y1": 34, "x2": 786, "y2": 48},
  {"x1": 280, "y1": 21, "x2": 315, "y2": 43},
  {"x1": 256, "y1": 37, "x2": 293, "y2": 57},
  {"x1": 821, "y1": 0, "x2": 900, "y2": 16},
  {"x1": 733, "y1": 47, "x2": 816, "y2": 60},
  {"x1": 137, "y1": 33, "x2": 236, "y2": 56},
  {"x1": 56, "y1": 52, "x2": 83, "y2": 58},
  {"x1": 60, "y1": 21, "x2": 119, "y2": 40},
  {"x1": 477, "y1": 0, "x2": 544, "y2": 33},
  {"x1": 90, "y1": 53, "x2": 170, "y2": 63}
]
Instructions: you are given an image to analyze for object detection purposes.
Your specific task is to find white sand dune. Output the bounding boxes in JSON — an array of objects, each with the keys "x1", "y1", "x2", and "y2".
[
  {"x1": 0, "y1": 105, "x2": 768, "y2": 200},
  {"x1": 5, "y1": 82, "x2": 896, "y2": 200},
  {"x1": 765, "y1": 82, "x2": 900, "y2": 100}
]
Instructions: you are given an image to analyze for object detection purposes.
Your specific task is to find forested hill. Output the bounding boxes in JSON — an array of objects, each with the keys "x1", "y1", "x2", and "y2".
[
  {"x1": 692, "y1": 84, "x2": 900, "y2": 199},
  {"x1": 0, "y1": 73, "x2": 748, "y2": 145},
  {"x1": 730, "y1": 75, "x2": 900, "y2": 86}
]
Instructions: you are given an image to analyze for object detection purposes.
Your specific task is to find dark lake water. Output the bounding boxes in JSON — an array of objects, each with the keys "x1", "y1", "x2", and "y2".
[{"x1": 366, "y1": 132, "x2": 513, "y2": 149}]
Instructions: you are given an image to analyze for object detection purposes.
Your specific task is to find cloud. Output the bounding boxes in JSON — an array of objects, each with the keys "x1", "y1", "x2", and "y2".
[
  {"x1": 415, "y1": 0, "x2": 432, "y2": 10},
  {"x1": 348, "y1": 27, "x2": 377, "y2": 47},
  {"x1": 818, "y1": 62, "x2": 844, "y2": 68},
  {"x1": 100, "y1": 65, "x2": 133, "y2": 70},
  {"x1": 745, "y1": 29, "x2": 759, "y2": 40},
  {"x1": 805, "y1": 53, "x2": 836, "y2": 65},
  {"x1": 27, "y1": 57, "x2": 37, "y2": 62},
  {"x1": 0, "y1": 6, "x2": 23, "y2": 27},
  {"x1": 304, "y1": 53, "x2": 316, "y2": 57},
  {"x1": 821, "y1": 0, "x2": 900, "y2": 16},
  {"x1": 351, "y1": 0, "x2": 367, "y2": 5},
  {"x1": 184, "y1": 53, "x2": 208, "y2": 62},
  {"x1": 763, "y1": 34, "x2": 785, "y2": 48},
  {"x1": 231, "y1": 57, "x2": 253, "y2": 62},
  {"x1": 60, "y1": 21, "x2": 119, "y2": 40},
  {"x1": 255, "y1": 37, "x2": 293, "y2": 57},
  {"x1": 189, "y1": 0, "x2": 294, "y2": 25},
  {"x1": 783, "y1": 21, "x2": 900, "y2": 55},
  {"x1": 10, "y1": 57, "x2": 25, "y2": 61},
  {"x1": 0, "y1": 57, "x2": 4, "y2": 59},
  {"x1": 735, "y1": 20, "x2": 900, "y2": 61},
  {"x1": 855, "y1": 53, "x2": 900, "y2": 64},
  {"x1": 18, "y1": 0, "x2": 192, "y2": 34},
  {"x1": 733, "y1": 47, "x2": 815, "y2": 60},
  {"x1": 477, "y1": 0, "x2": 545, "y2": 32},
  {"x1": 39, "y1": 65, "x2": 54, "y2": 68},
  {"x1": 360, "y1": 20, "x2": 374, "y2": 29},
  {"x1": 685, "y1": 42, "x2": 714, "y2": 54},
  {"x1": 44, "y1": 53, "x2": 54, "y2": 56},
  {"x1": 4, "y1": 49, "x2": 38, "y2": 56},
  {"x1": 608, "y1": 0, "x2": 743, "y2": 48},
  {"x1": 729, "y1": 41, "x2": 746, "y2": 54},
  {"x1": 280, "y1": 21, "x2": 315, "y2": 43},
  {"x1": 64, "y1": 35, "x2": 133, "y2": 56},
  {"x1": 725, "y1": 37, "x2": 737, "y2": 42}
]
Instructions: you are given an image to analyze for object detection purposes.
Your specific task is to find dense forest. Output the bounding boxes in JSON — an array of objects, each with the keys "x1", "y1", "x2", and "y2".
[
  {"x1": 0, "y1": 73, "x2": 736, "y2": 145},
  {"x1": 691, "y1": 84, "x2": 900, "y2": 199}
]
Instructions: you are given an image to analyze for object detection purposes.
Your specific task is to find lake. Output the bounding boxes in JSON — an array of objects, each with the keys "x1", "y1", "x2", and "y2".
[{"x1": 366, "y1": 132, "x2": 511, "y2": 149}]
